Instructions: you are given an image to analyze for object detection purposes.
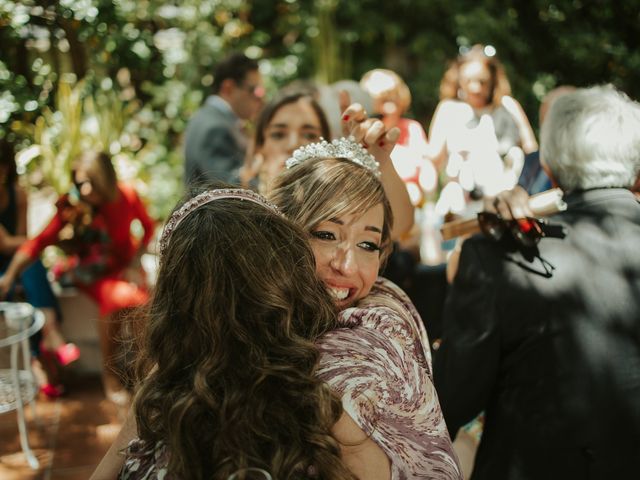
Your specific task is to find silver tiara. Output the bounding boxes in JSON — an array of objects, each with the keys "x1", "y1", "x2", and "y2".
[
  {"x1": 285, "y1": 136, "x2": 380, "y2": 176},
  {"x1": 159, "y1": 188, "x2": 283, "y2": 255}
]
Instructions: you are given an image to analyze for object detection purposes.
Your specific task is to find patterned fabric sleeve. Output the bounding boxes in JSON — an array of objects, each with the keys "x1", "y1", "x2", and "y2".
[
  {"x1": 316, "y1": 278, "x2": 462, "y2": 480},
  {"x1": 119, "y1": 439, "x2": 171, "y2": 479}
]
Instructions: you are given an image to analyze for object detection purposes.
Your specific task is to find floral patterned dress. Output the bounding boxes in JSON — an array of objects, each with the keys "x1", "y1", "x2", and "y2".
[{"x1": 316, "y1": 277, "x2": 462, "y2": 479}]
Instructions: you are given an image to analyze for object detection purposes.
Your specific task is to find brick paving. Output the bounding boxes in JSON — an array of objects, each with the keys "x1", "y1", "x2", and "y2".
[{"x1": 0, "y1": 374, "x2": 125, "y2": 479}]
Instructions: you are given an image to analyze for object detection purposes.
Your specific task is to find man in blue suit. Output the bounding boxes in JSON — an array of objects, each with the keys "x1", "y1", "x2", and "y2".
[
  {"x1": 435, "y1": 85, "x2": 640, "y2": 479},
  {"x1": 184, "y1": 53, "x2": 264, "y2": 186}
]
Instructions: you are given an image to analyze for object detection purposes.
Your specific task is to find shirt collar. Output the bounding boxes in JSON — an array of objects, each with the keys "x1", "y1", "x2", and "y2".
[{"x1": 205, "y1": 95, "x2": 237, "y2": 120}]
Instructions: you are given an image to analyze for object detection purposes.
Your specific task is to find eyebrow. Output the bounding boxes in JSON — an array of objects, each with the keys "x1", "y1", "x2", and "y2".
[
  {"x1": 269, "y1": 123, "x2": 321, "y2": 130},
  {"x1": 328, "y1": 218, "x2": 382, "y2": 234}
]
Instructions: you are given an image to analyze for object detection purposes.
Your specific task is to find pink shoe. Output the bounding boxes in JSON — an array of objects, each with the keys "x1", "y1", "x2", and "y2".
[
  {"x1": 40, "y1": 383, "x2": 65, "y2": 398},
  {"x1": 54, "y1": 343, "x2": 81, "y2": 366}
]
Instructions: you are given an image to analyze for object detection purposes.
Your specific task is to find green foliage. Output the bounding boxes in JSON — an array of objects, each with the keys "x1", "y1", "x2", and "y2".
[{"x1": 1, "y1": 0, "x2": 639, "y2": 219}]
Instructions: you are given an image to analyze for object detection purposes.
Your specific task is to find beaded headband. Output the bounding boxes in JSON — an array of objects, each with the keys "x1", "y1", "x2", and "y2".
[
  {"x1": 285, "y1": 136, "x2": 380, "y2": 176},
  {"x1": 159, "y1": 188, "x2": 283, "y2": 255}
]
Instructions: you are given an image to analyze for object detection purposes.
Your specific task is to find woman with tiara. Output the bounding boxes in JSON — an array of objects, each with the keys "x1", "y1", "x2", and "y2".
[{"x1": 269, "y1": 104, "x2": 461, "y2": 478}]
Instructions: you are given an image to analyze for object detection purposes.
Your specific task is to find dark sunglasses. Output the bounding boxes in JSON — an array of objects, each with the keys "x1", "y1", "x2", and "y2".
[{"x1": 477, "y1": 212, "x2": 548, "y2": 248}]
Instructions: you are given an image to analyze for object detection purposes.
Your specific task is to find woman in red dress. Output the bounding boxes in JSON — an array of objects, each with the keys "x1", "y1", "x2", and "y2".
[{"x1": 0, "y1": 151, "x2": 155, "y2": 403}]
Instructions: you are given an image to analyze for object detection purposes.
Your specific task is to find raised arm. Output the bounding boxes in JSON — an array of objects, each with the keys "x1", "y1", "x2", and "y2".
[
  {"x1": 426, "y1": 100, "x2": 452, "y2": 170},
  {"x1": 341, "y1": 103, "x2": 414, "y2": 239},
  {"x1": 501, "y1": 95, "x2": 538, "y2": 154}
]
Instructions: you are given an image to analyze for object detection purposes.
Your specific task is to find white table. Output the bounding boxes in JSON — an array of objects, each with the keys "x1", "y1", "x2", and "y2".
[{"x1": 0, "y1": 302, "x2": 45, "y2": 469}]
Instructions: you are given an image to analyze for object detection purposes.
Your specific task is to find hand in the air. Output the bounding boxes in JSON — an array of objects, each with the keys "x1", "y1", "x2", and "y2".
[{"x1": 341, "y1": 103, "x2": 400, "y2": 155}]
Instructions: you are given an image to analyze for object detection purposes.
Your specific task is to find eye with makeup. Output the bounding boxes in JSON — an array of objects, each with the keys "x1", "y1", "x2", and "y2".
[
  {"x1": 310, "y1": 230, "x2": 381, "y2": 253},
  {"x1": 358, "y1": 241, "x2": 381, "y2": 253},
  {"x1": 311, "y1": 230, "x2": 335, "y2": 242}
]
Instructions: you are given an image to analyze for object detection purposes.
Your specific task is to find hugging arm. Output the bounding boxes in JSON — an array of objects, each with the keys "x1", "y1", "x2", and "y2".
[
  {"x1": 333, "y1": 411, "x2": 391, "y2": 480},
  {"x1": 90, "y1": 408, "x2": 137, "y2": 479}
]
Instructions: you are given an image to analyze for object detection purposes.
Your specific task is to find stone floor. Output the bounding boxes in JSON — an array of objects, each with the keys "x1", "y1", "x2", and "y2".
[{"x1": 0, "y1": 374, "x2": 125, "y2": 479}]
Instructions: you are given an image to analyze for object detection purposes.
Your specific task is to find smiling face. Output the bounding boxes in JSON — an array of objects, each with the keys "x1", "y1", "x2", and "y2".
[
  {"x1": 258, "y1": 98, "x2": 324, "y2": 187},
  {"x1": 309, "y1": 203, "x2": 384, "y2": 309}
]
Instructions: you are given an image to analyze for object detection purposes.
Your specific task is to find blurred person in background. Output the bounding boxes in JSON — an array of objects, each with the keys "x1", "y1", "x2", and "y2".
[
  {"x1": 361, "y1": 68, "x2": 436, "y2": 208},
  {"x1": 241, "y1": 91, "x2": 330, "y2": 195},
  {"x1": 0, "y1": 151, "x2": 154, "y2": 405},
  {"x1": 0, "y1": 139, "x2": 78, "y2": 398},
  {"x1": 428, "y1": 45, "x2": 537, "y2": 216},
  {"x1": 184, "y1": 52, "x2": 264, "y2": 186}
]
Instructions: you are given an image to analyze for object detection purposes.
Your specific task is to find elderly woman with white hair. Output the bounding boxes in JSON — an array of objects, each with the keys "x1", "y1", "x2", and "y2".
[{"x1": 433, "y1": 85, "x2": 640, "y2": 480}]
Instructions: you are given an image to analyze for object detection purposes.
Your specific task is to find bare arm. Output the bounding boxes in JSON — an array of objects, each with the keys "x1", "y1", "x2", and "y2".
[
  {"x1": 342, "y1": 103, "x2": 415, "y2": 239},
  {"x1": 378, "y1": 146, "x2": 415, "y2": 240},
  {"x1": 90, "y1": 407, "x2": 137, "y2": 480},
  {"x1": 0, "y1": 250, "x2": 33, "y2": 298},
  {"x1": 501, "y1": 96, "x2": 538, "y2": 154},
  {"x1": 426, "y1": 100, "x2": 451, "y2": 170},
  {"x1": 333, "y1": 411, "x2": 391, "y2": 480}
]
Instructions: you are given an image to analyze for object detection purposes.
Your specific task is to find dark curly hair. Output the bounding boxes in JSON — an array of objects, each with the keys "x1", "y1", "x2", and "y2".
[{"x1": 131, "y1": 186, "x2": 355, "y2": 479}]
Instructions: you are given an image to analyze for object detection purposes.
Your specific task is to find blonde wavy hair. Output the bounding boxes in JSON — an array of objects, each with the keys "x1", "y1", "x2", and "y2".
[
  {"x1": 360, "y1": 68, "x2": 412, "y2": 116},
  {"x1": 268, "y1": 157, "x2": 394, "y2": 263}
]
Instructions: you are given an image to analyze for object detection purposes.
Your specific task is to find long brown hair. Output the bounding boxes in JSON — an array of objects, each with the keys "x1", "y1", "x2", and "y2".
[
  {"x1": 268, "y1": 158, "x2": 394, "y2": 263},
  {"x1": 132, "y1": 187, "x2": 354, "y2": 479},
  {"x1": 254, "y1": 92, "x2": 331, "y2": 152},
  {"x1": 439, "y1": 44, "x2": 512, "y2": 108},
  {"x1": 71, "y1": 151, "x2": 118, "y2": 202}
]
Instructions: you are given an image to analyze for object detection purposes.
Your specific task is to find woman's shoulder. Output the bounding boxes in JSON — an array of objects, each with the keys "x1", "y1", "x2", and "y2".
[
  {"x1": 318, "y1": 277, "x2": 432, "y2": 377},
  {"x1": 115, "y1": 183, "x2": 140, "y2": 202},
  {"x1": 355, "y1": 277, "x2": 424, "y2": 335}
]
